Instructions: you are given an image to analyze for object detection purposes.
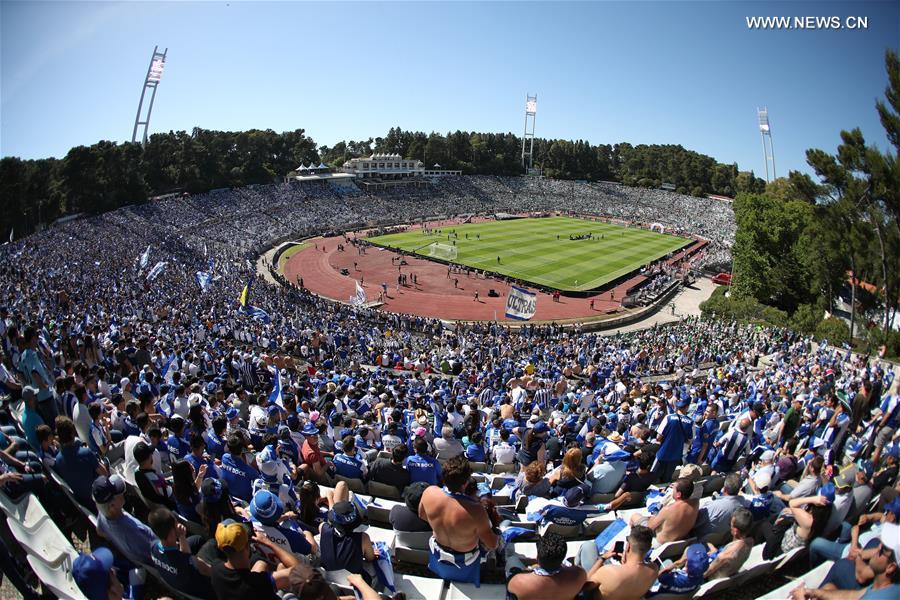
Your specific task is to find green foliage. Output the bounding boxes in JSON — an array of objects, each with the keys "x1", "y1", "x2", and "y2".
[
  {"x1": 790, "y1": 303, "x2": 824, "y2": 335},
  {"x1": 815, "y1": 317, "x2": 850, "y2": 346},
  {"x1": 730, "y1": 193, "x2": 815, "y2": 312},
  {"x1": 699, "y1": 285, "x2": 787, "y2": 326}
]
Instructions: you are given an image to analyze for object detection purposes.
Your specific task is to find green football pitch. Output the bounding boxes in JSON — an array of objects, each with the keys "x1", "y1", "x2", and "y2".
[{"x1": 367, "y1": 216, "x2": 691, "y2": 292}]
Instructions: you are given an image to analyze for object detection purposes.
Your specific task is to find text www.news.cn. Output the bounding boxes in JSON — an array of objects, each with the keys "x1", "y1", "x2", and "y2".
[{"x1": 746, "y1": 16, "x2": 868, "y2": 30}]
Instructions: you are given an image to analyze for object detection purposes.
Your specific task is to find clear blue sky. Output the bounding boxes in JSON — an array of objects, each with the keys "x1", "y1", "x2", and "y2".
[{"x1": 2, "y1": 1, "x2": 898, "y2": 178}]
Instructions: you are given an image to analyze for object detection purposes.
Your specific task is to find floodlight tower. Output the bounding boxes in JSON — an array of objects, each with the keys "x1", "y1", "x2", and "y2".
[
  {"x1": 132, "y1": 46, "x2": 167, "y2": 145},
  {"x1": 522, "y1": 94, "x2": 537, "y2": 173},
  {"x1": 757, "y1": 107, "x2": 776, "y2": 182}
]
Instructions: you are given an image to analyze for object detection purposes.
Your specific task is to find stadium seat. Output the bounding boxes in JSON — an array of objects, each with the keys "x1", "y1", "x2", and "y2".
[
  {"x1": 649, "y1": 538, "x2": 696, "y2": 562},
  {"x1": 492, "y1": 463, "x2": 516, "y2": 474},
  {"x1": 366, "y1": 481, "x2": 402, "y2": 500},
  {"x1": 759, "y1": 560, "x2": 834, "y2": 600},
  {"x1": 27, "y1": 552, "x2": 88, "y2": 600},
  {"x1": 393, "y1": 574, "x2": 446, "y2": 599},
  {"x1": 335, "y1": 474, "x2": 366, "y2": 494},
  {"x1": 47, "y1": 468, "x2": 100, "y2": 528},
  {"x1": 8, "y1": 513, "x2": 77, "y2": 566},
  {"x1": 445, "y1": 582, "x2": 507, "y2": 599},
  {"x1": 469, "y1": 461, "x2": 489, "y2": 473},
  {"x1": 588, "y1": 493, "x2": 617, "y2": 504},
  {"x1": 395, "y1": 530, "x2": 431, "y2": 550}
]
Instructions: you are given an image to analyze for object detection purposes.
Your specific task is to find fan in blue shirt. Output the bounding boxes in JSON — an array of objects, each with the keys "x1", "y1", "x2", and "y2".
[
  {"x1": 219, "y1": 436, "x2": 259, "y2": 502},
  {"x1": 404, "y1": 437, "x2": 442, "y2": 486}
]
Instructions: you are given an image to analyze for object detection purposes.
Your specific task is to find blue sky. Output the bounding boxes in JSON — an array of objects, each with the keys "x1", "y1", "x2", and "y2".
[{"x1": 1, "y1": 1, "x2": 898, "y2": 178}]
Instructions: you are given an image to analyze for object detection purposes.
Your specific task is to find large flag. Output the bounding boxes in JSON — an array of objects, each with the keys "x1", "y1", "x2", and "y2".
[
  {"x1": 161, "y1": 354, "x2": 177, "y2": 384},
  {"x1": 239, "y1": 279, "x2": 251, "y2": 308},
  {"x1": 146, "y1": 261, "x2": 168, "y2": 281},
  {"x1": 505, "y1": 286, "x2": 537, "y2": 320},
  {"x1": 195, "y1": 271, "x2": 212, "y2": 292},
  {"x1": 243, "y1": 305, "x2": 271, "y2": 323},
  {"x1": 138, "y1": 245, "x2": 151, "y2": 270},
  {"x1": 268, "y1": 368, "x2": 283, "y2": 407},
  {"x1": 350, "y1": 281, "x2": 367, "y2": 306}
]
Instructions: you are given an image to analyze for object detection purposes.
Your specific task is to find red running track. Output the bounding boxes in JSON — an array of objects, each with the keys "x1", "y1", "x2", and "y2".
[{"x1": 282, "y1": 234, "x2": 648, "y2": 322}]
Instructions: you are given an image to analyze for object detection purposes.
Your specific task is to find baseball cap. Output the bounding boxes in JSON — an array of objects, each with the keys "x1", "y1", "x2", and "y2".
[
  {"x1": 301, "y1": 422, "x2": 319, "y2": 436},
  {"x1": 91, "y1": 475, "x2": 126, "y2": 505},
  {"x1": 201, "y1": 478, "x2": 223, "y2": 503},
  {"x1": 225, "y1": 407, "x2": 239, "y2": 421},
  {"x1": 818, "y1": 483, "x2": 836, "y2": 504},
  {"x1": 22, "y1": 386, "x2": 37, "y2": 403},
  {"x1": 73, "y1": 547, "x2": 115, "y2": 600},
  {"x1": 532, "y1": 421, "x2": 549, "y2": 434},
  {"x1": 759, "y1": 450, "x2": 775, "y2": 463},
  {"x1": 563, "y1": 486, "x2": 584, "y2": 508},
  {"x1": 754, "y1": 471, "x2": 772, "y2": 492},
  {"x1": 685, "y1": 543, "x2": 709, "y2": 577},
  {"x1": 249, "y1": 490, "x2": 284, "y2": 525},
  {"x1": 216, "y1": 521, "x2": 250, "y2": 552},
  {"x1": 676, "y1": 397, "x2": 690, "y2": 408},
  {"x1": 285, "y1": 563, "x2": 337, "y2": 600},
  {"x1": 883, "y1": 497, "x2": 900, "y2": 519},
  {"x1": 880, "y1": 522, "x2": 900, "y2": 567},
  {"x1": 833, "y1": 472, "x2": 853, "y2": 490}
]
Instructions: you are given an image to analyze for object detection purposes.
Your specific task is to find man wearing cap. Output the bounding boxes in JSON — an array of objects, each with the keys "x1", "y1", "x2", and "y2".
[
  {"x1": 210, "y1": 520, "x2": 303, "y2": 599},
  {"x1": 73, "y1": 547, "x2": 126, "y2": 600},
  {"x1": 823, "y1": 471, "x2": 856, "y2": 539},
  {"x1": 299, "y1": 421, "x2": 331, "y2": 483},
  {"x1": 653, "y1": 396, "x2": 693, "y2": 482},
  {"x1": 93, "y1": 474, "x2": 158, "y2": 567},
  {"x1": 810, "y1": 494, "x2": 900, "y2": 571},
  {"x1": 791, "y1": 522, "x2": 900, "y2": 599},
  {"x1": 248, "y1": 490, "x2": 317, "y2": 559},
  {"x1": 419, "y1": 455, "x2": 499, "y2": 585}
]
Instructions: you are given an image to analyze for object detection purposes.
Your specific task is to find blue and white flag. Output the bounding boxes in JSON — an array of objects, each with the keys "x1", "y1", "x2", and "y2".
[
  {"x1": 243, "y1": 305, "x2": 271, "y2": 324},
  {"x1": 505, "y1": 286, "x2": 537, "y2": 320},
  {"x1": 372, "y1": 541, "x2": 395, "y2": 593},
  {"x1": 161, "y1": 354, "x2": 177, "y2": 384},
  {"x1": 195, "y1": 271, "x2": 213, "y2": 292},
  {"x1": 268, "y1": 368, "x2": 283, "y2": 407},
  {"x1": 138, "y1": 245, "x2": 150, "y2": 270},
  {"x1": 350, "y1": 281, "x2": 367, "y2": 306},
  {"x1": 146, "y1": 261, "x2": 167, "y2": 281}
]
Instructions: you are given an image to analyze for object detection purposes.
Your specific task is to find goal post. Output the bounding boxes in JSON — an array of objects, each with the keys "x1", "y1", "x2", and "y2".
[{"x1": 423, "y1": 241, "x2": 458, "y2": 261}]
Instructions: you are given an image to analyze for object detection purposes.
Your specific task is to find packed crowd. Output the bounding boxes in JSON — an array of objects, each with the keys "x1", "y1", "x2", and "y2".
[{"x1": 0, "y1": 176, "x2": 896, "y2": 600}]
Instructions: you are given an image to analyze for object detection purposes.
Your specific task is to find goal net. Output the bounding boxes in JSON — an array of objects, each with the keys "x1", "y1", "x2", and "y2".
[{"x1": 425, "y1": 242, "x2": 458, "y2": 261}]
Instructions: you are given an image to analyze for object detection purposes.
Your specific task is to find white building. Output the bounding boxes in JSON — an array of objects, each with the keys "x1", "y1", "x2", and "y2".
[{"x1": 340, "y1": 153, "x2": 424, "y2": 180}]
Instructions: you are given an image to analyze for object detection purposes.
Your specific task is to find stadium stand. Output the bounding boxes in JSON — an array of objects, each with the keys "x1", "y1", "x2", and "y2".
[{"x1": 0, "y1": 175, "x2": 896, "y2": 600}]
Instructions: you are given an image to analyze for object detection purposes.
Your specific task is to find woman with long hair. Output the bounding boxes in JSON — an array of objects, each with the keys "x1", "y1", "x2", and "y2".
[
  {"x1": 549, "y1": 447, "x2": 587, "y2": 495},
  {"x1": 187, "y1": 404, "x2": 207, "y2": 438},
  {"x1": 197, "y1": 477, "x2": 241, "y2": 538},
  {"x1": 762, "y1": 491, "x2": 833, "y2": 560},
  {"x1": 171, "y1": 459, "x2": 203, "y2": 523}
]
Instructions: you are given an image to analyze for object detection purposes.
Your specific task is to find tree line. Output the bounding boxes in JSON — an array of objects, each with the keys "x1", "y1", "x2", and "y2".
[
  {"x1": 1, "y1": 125, "x2": 765, "y2": 238},
  {"x1": 706, "y1": 50, "x2": 900, "y2": 356}
]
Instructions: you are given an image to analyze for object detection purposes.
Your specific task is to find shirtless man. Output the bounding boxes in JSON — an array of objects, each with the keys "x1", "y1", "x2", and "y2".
[
  {"x1": 630, "y1": 478, "x2": 699, "y2": 544},
  {"x1": 419, "y1": 455, "x2": 499, "y2": 585},
  {"x1": 507, "y1": 532, "x2": 586, "y2": 600},
  {"x1": 584, "y1": 525, "x2": 659, "y2": 600}
]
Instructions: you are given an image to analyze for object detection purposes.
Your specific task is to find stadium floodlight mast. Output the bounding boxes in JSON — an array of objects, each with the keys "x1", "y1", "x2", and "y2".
[
  {"x1": 522, "y1": 94, "x2": 537, "y2": 173},
  {"x1": 757, "y1": 107, "x2": 776, "y2": 182},
  {"x1": 132, "y1": 46, "x2": 168, "y2": 145}
]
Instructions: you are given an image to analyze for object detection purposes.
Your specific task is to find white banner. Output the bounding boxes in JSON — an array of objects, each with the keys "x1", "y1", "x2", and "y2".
[{"x1": 505, "y1": 286, "x2": 537, "y2": 321}]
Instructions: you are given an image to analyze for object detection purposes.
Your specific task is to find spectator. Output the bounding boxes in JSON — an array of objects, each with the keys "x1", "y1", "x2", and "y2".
[
  {"x1": 390, "y1": 481, "x2": 432, "y2": 532},
  {"x1": 368, "y1": 444, "x2": 411, "y2": 491},
  {"x1": 507, "y1": 532, "x2": 587, "y2": 600},
  {"x1": 147, "y1": 507, "x2": 215, "y2": 599}
]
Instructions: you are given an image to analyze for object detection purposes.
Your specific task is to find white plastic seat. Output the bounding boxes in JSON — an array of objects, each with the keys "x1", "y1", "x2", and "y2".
[
  {"x1": 759, "y1": 560, "x2": 834, "y2": 600},
  {"x1": 27, "y1": 551, "x2": 88, "y2": 600},
  {"x1": 396, "y1": 530, "x2": 431, "y2": 550},
  {"x1": 335, "y1": 474, "x2": 366, "y2": 494},
  {"x1": 366, "y1": 480, "x2": 402, "y2": 500},
  {"x1": 446, "y1": 582, "x2": 507, "y2": 599},
  {"x1": 393, "y1": 574, "x2": 446, "y2": 598},
  {"x1": 649, "y1": 537, "x2": 696, "y2": 561},
  {"x1": 0, "y1": 490, "x2": 48, "y2": 529},
  {"x1": 8, "y1": 510, "x2": 76, "y2": 563}
]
